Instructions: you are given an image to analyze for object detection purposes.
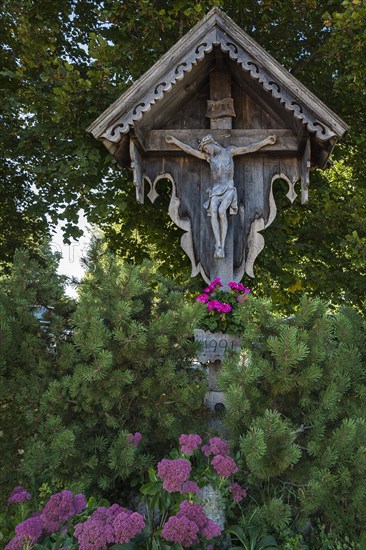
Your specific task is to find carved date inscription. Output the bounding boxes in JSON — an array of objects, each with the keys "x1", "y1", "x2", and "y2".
[
  {"x1": 206, "y1": 97, "x2": 236, "y2": 119},
  {"x1": 194, "y1": 329, "x2": 241, "y2": 362}
]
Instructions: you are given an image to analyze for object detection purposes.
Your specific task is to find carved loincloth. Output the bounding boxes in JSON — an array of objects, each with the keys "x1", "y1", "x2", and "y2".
[{"x1": 203, "y1": 184, "x2": 238, "y2": 216}]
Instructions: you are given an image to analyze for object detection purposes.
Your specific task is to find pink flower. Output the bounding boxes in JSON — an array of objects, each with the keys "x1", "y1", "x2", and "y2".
[
  {"x1": 196, "y1": 293, "x2": 210, "y2": 303},
  {"x1": 211, "y1": 455, "x2": 238, "y2": 477},
  {"x1": 7, "y1": 486, "x2": 32, "y2": 505},
  {"x1": 180, "y1": 481, "x2": 201, "y2": 496},
  {"x1": 74, "y1": 518, "x2": 113, "y2": 550},
  {"x1": 228, "y1": 281, "x2": 239, "y2": 291},
  {"x1": 204, "y1": 278, "x2": 222, "y2": 293},
  {"x1": 177, "y1": 501, "x2": 207, "y2": 530},
  {"x1": 113, "y1": 511, "x2": 145, "y2": 544},
  {"x1": 157, "y1": 458, "x2": 191, "y2": 492},
  {"x1": 162, "y1": 501, "x2": 221, "y2": 547},
  {"x1": 216, "y1": 302, "x2": 232, "y2": 313},
  {"x1": 127, "y1": 432, "x2": 142, "y2": 447},
  {"x1": 237, "y1": 293, "x2": 249, "y2": 304},
  {"x1": 207, "y1": 300, "x2": 221, "y2": 311},
  {"x1": 15, "y1": 516, "x2": 43, "y2": 543},
  {"x1": 74, "y1": 504, "x2": 138, "y2": 550},
  {"x1": 41, "y1": 490, "x2": 86, "y2": 534},
  {"x1": 162, "y1": 515, "x2": 199, "y2": 547},
  {"x1": 179, "y1": 434, "x2": 202, "y2": 455},
  {"x1": 229, "y1": 482, "x2": 247, "y2": 502},
  {"x1": 202, "y1": 437, "x2": 230, "y2": 457},
  {"x1": 201, "y1": 518, "x2": 222, "y2": 539}
]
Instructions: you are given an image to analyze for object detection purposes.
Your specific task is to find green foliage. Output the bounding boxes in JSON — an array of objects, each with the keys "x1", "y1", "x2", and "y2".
[
  {"x1": 20, "y1": 240, "x2": 207, "y2": 497},
  {"x1": 226, "y1": 523, "x2": 278, "y2": 549},
  {"x1": 220, "y1": 295, "x2": 366, "y2": 538},
  {"x1": 241, "y1": 411, "x2": 302, "y2": 479},
  {"x1": 0, "y1": 0, "x2": 365, "y2": 310},
  {"x1": 0, "y1": 244, "x2": 74, "y2": 506}
]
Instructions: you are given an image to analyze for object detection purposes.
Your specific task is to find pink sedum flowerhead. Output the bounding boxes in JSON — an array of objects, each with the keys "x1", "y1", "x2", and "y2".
[
  {"x1": 179, "y1": 433, "x2": 202, "y2": 455},
  {"x1": 202, "y1": 437, "x2": 230, "y2": 457},
  {"x1": 42, "y1": 490, "x2": 87, "y2": 534},
  {"x1": 201, "y1": 518, "x2": 222, "y2": 539},
  {"x1": 74, "y1": 504, "x2": 137, "y2": 550},
  {"x1": 127, "y1": 432, "x2": 142, "y2": 447},
  {"x1": 7, "y1": 486, "x2": 32, "y2": 504},
  {"x1": 162, "y1": 515, "x2": 199, "y2": 548},
  {"x1": 16, "y1": 516, "x2": 43, "y2": 542},
  {"x1": 211, "y1": 454, "x2": 238, "y2": 477},
  {"x1": 6, "y1": 515, "x2": 43, "y2": 549},
  {"x1": 163, "y1": 500, "x2": 222, "y2": 546},
  {"x1": 230, "y1": 483, "x2": 247, "y2": 502},
  {"x1": 180, "y1": 480, "x2": 201, "y2": 496},
  {"x1": 177, "y1": 501, "x2": 207, "y2": 530},
  {"x1": 113, "y1": 511, "x2": 145, "y2": 544},
  {"x1": 74, "y1": 518, "x2": 113, "y2": 550},
  {"x1": 157, "y1": 458, "x2": 191, "y2": 492}
]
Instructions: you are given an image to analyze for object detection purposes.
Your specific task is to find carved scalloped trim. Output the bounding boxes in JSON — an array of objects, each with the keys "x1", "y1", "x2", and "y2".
[
  {"x1": 244, "y1": 174, "x2": 297, "y2": 278},
  {"x1": 144, "y1": 172, "x2": 203, "y2": 280},
  {"x1": 266, "y1": 173, "x2": 298, "y2": 229},
  {"x1": 217, "y1": 31, "x2": 336, "y2": 142},
  {"x1": 100, "y1": 28, "x2": 336, "y2": 144},
  {"x1": 245, "y1": 218, "x2": 265, "y2": 278},
  {"x1": 101, "y1": 31, "x2": 216, "y2": 143}
]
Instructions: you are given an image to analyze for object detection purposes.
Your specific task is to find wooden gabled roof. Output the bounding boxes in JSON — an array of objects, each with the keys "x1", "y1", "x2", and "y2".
[{"x1": 87, "y1": 7, "x2": 348, "y2": 164}]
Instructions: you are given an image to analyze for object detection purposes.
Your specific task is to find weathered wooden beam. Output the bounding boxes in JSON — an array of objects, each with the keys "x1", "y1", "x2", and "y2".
[{"x1": 144, "y1": 129, "x2": 298, "y2": 153}]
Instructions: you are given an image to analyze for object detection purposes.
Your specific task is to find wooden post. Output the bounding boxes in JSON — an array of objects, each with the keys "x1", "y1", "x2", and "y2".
[{"x1": 207, "y1": 62, "x2": 236, "y2": 288}]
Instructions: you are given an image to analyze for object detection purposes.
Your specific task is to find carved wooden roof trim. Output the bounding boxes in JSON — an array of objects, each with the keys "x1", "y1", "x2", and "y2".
[{"x1": 87, "y1": 8, "x2": 348, "y2": 145}]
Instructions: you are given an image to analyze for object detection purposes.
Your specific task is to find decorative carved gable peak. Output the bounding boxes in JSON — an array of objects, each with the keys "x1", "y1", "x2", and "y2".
[{"x1": 87, "y1": 7, "x2": 348, "y2": 171}]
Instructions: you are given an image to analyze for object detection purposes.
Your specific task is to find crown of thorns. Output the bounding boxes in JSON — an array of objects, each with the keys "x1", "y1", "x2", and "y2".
[{"x1": 198, "y1": 134, "x2": 215, "y2": 150}]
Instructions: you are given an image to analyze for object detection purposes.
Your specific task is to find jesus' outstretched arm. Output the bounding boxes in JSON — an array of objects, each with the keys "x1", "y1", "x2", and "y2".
[
  {"x1": 165, "y1": 135, "x2": 206, "y2": 160},
  {"x1": 231, "y1": 134, "x2": 276, "y2": 157}
]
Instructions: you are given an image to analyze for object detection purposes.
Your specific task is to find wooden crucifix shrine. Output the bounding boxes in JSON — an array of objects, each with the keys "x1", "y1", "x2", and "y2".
[{"x1": 87, "y1": 8, "x2": 348, "y2": 288}]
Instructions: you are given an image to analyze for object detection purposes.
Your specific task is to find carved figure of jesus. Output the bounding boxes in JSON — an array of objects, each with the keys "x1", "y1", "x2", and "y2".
[{"x1": 165, "y1": 133, "x2": 276, "y2": 258}]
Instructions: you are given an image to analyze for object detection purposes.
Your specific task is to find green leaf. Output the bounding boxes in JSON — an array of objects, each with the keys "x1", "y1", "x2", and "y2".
[{"x1": 140, "y1": 480, "x2": 162, "y2": 495}]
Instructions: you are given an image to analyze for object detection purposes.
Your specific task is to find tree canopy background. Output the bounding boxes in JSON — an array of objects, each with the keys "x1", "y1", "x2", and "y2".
[{"x1": 1, "y1": 0, "x2": 365, "y2": 310}]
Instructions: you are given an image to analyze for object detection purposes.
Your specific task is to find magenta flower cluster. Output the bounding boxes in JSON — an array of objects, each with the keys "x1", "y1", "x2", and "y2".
[
  {"x1": 179, "y1": 433, "x2": 202, "y2": 455},
  {"x1": 196, "y1": 277, "x2": 250, "y2": 315},
  {"x1": 74, "y1": 504, "x2": 145, "y2": 550},
  {"x1": 157, "y1": 458, "x2": 192, "y2": 492},
  {"x1": 180, "y1": 480, "x2": 201, "y2": 495},
  {"x1": 5, "y1": 490, "x2": 86, "y2": 549},
  {"x1": 204, "y1": 277, "x2": 223, "y2": 293},
  {"x1": 127, "y1": 431, "x2": 142, "y2": 447},
  {"x1": 211, "y1": 454, "x2": 238, "y2": 477},
  {"x1": 202, "y1": 436, "x2": 230, "y2": 457},
  {"x1": 42, "y1": 490, "x2": 86, "y2": 533},
  {"x1": 161, "y1": 500, "x2": 221, "y2": 548},
  {"x1": 7, "y1": 486, "x2": 32, "y2": 504},
  {"x1": 202, "y1": 436, "x2": 239, "y2": 478},
  {"x1": 228, "y1": 281, "x2": 251, "y2": 293},
  {"x1": 229, "y1": 482, "x2": 247, "y2": 502}
]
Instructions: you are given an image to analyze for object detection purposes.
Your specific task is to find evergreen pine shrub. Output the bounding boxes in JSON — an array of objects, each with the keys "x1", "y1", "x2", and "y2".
[
  {"x1": 20, "y1": 241, "x2": 207, "y2": 497},
  {"x1": 220, "y1": 296, "x2": 366, "y2": 540},
  {"x1": 0, "y1": 246, "x2": 74, "y2": 505}
]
